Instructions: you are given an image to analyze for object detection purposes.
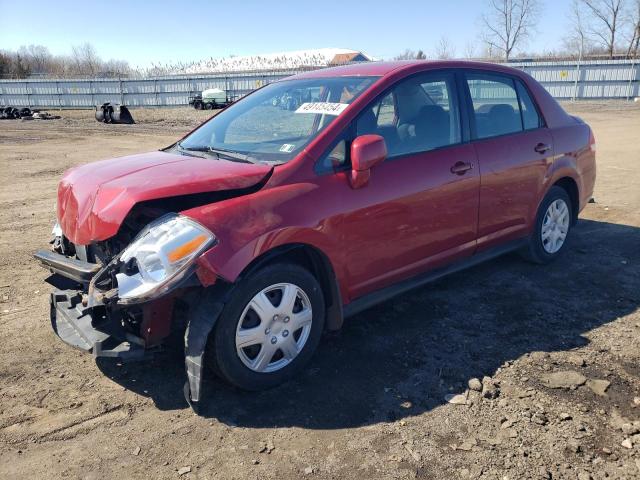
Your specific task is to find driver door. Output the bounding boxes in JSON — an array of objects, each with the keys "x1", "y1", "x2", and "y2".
[{"x1": 337, "y1": 71, "x2": 480, "y2": 299}]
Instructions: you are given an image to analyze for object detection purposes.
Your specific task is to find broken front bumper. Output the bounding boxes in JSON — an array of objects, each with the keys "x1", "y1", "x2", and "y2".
[
  {"x1": 35, "y1": 249, "x2": 100, "y2": 284},
  {"x1": 50, "y1": 290, "x2": 148, "y2": 359},
  {"x1": 37, "y1": 246, "x2": 214, "y2": 410}
]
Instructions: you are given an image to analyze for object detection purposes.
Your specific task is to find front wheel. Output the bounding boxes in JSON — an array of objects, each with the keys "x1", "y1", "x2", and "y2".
[
  {"x1": 208, "y1": 263, "x2": 325, "y2": 390},
  {"x1": 523, "y1": 186, "x2": 573, "y2": 264}
]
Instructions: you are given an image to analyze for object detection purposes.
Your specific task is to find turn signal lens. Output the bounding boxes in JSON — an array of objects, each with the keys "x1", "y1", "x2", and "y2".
[{"x1": 167, "y1": 234, "x2": 208, "y2": 263}]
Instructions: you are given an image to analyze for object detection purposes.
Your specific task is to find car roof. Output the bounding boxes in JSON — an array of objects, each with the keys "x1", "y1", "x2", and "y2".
[{"x1": 290, "y1": 60, "x2": 525, "y2": 79}]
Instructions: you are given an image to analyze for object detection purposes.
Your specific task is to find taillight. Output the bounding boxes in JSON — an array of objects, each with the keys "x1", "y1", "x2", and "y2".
[{"x1": 589, "y1": 128, "x2": 596, "y2": 153}]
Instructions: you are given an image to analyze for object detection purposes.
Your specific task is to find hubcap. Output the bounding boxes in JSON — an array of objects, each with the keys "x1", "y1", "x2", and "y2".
[
  {"x1": 235, "y1": 283, "x2": 313, "y2": 373},
  {"x1": 541, "y1": 199, "x2": 570, "y2": 254}
]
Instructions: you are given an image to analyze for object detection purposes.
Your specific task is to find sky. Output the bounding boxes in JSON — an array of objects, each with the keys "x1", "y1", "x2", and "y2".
[{"x1": 0, "y1": 0, "x2": 574, "y2": 68}]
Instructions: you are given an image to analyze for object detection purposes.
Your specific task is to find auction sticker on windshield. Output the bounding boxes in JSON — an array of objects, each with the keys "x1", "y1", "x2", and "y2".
[
  {"x1": 279, "y1": 144, "x2": 296, "y2": 153},
  {"x1": 295, "y1": 102, "x2": 349, "y2": 115}
]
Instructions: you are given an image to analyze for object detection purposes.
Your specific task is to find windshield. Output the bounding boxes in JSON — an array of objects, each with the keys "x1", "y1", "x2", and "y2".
[{"x1": 177, "y1": 76, "x2": 378, "y2": 164}]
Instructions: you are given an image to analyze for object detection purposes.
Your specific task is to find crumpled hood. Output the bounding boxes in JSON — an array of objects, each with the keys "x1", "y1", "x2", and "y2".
[{"x1": 57, "y1": 151, "x2": 272, "y2": 245}]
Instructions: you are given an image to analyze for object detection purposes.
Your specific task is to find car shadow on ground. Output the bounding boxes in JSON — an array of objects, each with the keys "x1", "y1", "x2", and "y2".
[{"x1": 97, "y1": 218, "x2": 640, "y2": 429}]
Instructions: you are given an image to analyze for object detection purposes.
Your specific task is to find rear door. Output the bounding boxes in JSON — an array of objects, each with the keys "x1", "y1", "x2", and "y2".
[
  {"x1": 463, "y1": 71, "x2": 553, "y2": 251},
  {"x1": 329, "y1": 71, "x2": 480, "y2": 299}
]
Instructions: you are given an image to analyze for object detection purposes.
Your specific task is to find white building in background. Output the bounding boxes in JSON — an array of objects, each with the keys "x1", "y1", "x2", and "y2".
[{"x1": 180, "y1": 48, "x2": 373, "y2": 74}]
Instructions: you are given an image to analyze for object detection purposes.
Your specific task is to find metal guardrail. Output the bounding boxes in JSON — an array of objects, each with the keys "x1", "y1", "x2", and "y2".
[{"x1": 0, "y1": 60, "x2": 638, "y2": 108}]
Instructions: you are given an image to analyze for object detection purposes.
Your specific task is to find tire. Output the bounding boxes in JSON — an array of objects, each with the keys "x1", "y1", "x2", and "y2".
[
  {"x1": 522, "y1": 185, "x2": 573, "y2": 264},
  {"x1": 208, "y1": 263, "x2": 325, "y2": 390},
  {"x1": 194, "y1": 101, "x2": 203, "y2": 110},
  {"x1": 204, "y1": 103, "x2": 213, "y2": 110}
]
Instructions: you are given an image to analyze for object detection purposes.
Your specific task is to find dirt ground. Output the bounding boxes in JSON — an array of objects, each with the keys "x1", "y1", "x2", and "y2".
[{"x1": 0, "y1": 103, "x2": 639, "y2": 480}]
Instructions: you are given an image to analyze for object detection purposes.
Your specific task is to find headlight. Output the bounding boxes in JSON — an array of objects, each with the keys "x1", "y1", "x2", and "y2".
[{"x1": 115, "y1": 214, "x2": 215, "y2": 303}]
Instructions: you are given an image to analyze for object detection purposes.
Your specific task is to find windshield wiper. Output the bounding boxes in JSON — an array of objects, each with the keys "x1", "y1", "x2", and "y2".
[
  {"x1": 177, "y1": 143, "x2": 259, "y2": 164},
  {"x1": 209, "y1": 147, "x2": 260, "y2": 164}
]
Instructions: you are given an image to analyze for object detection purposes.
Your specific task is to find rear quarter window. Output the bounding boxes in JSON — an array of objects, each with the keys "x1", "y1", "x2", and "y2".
[{"x1": 515, "y1": 80, "x2": 543, "y2": 130}]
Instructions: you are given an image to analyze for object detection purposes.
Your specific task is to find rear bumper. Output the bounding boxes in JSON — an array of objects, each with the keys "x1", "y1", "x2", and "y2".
[{"x1": 50, "y1": 290, "x2": 148, "y2": 359}]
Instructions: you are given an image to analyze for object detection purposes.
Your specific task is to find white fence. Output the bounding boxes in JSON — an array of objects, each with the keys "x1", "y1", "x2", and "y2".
[{"x1": 0, "y1": 60, "x2": 638, "y2": 108}]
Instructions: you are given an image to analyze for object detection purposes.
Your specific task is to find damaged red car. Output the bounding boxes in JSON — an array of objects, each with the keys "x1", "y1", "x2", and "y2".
[{"x1": 36, "y1": 61, "x2": 596, "y2": 409}]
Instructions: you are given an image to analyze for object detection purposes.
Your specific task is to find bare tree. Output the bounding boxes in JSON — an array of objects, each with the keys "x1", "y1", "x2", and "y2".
[
  {"x1": 393, "y1": 49, "x2": 421, "y2": 60},
  {"x1": 481, "y1": 0, "x2": 541, "y2": 60},
  {"x1": 578, "y1": 0, "x2": 625, "y2": 58},
  {"x1": 627, "y1": 0, "x2": 640, "y2": 57},
  {"x1": 463, "y1": 40, "x2": 478, "y2": 59},
  {"x1": 103, "y1": 59, "x2": 131, "y2": 77},
  {"x1": 564, "y1": 0, "x2": 592, "y2": 58},
  {"x1": 16, "y1": 45, "x2": 53, "y2": 74},
  {"x1": 71, "y1": 43, "x2": 100, "y2": 76},
  {"x1": 434, "y1": 36, "x2": 456, "y2": 59}
]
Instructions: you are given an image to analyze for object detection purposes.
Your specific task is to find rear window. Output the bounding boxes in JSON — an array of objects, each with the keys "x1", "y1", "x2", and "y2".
[
  {"x1": 466, "y1": 74, "x2": 522, "y2": 139},
  {"x1": 465, "y1": 73, "x2": 543, "y2": 139}
]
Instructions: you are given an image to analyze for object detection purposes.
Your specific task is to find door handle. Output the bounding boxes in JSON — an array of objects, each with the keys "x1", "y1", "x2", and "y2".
[
  {"x1": 534, "y1": 143, "x2": 551, "y2": 154},
  {"x1": 450, "y1": 161, "x2": 473, "y2": 175}
]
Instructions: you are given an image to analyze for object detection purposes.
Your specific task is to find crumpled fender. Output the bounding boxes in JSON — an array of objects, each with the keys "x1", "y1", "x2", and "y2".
[
  {"x1": 183, "y1": 181, "x2": 348, "y2": 299},
  {"x1": 57, "y1": 151, "x2": 272, "y2": 245},
  {"x1": 181, "y1": 181, "x2": 347, "y2": 410}
]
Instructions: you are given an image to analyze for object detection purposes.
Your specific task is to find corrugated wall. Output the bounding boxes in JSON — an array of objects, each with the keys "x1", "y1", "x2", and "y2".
[
  {"x1": 516, "y1": 60, "x2": 639, "y2": 99},
  {"x1": 0, "y1": 60, "x2": 638, "y2": 108}
]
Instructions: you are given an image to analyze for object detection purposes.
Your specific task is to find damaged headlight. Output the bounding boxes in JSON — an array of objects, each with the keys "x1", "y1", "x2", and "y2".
[{"x1": 116, "y1": 214, "x2": 215, "y2": 303}]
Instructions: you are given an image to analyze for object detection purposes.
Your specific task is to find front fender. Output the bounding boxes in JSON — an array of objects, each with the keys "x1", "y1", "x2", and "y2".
[{"x1": 182, "y1": 182, "x2": 347, "y2": 298}]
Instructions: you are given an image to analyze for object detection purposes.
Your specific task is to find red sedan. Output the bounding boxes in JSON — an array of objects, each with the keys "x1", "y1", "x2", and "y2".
[{"x1": 36, "y1": 61, "x2": 596, "y2": 409}]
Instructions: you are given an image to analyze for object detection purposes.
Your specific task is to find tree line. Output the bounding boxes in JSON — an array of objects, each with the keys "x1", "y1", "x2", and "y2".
[
  {"x1": 2, "y1": 1, "x2": 639, "y2": 79},
  {"x1": 0, "y1": 43, "x2": 134, "y2": 79},
  {"x1": 396, "y1": 0, "x2": 639, "y2": 61}
]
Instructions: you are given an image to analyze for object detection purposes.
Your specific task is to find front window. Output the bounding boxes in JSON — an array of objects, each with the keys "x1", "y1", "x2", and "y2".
[
  {"x1": 355, "y1": 72, "x2": 461, "y2": 157},
  {"x1": 177, "y1": 76, "x2": 377, "y2": 164}
]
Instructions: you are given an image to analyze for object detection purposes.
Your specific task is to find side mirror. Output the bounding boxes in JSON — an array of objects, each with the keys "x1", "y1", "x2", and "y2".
[{"x1": 349, "y1": 134, "x2": 387, "y2": 189}]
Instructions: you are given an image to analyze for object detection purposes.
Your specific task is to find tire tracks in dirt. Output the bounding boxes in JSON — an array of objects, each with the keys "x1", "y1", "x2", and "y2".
[{"x1": 1, "y1": 403, "x2": 132, "y2": 446}]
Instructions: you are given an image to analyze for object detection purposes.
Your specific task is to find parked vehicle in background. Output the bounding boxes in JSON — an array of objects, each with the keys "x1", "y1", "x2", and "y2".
[
  {"x1": 189, "y1": 88, "x2": 236, "y2": 110},
  {"x1": 35, "y1": 61, "x2": 596, "y2": 410}
]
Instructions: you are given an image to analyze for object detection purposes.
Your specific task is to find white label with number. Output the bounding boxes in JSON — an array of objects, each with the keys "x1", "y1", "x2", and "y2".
[{"x1": 295, "y1": 102, "x2": 349, "y2": 116}]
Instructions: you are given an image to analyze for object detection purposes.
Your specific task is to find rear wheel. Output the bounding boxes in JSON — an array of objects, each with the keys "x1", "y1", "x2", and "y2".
[
  {"x1": 523, "y1": 186, "x2": 572, "y2": 264},
  {"x1": 208, "y1": 263, "x2": 325, "y2": 390}
]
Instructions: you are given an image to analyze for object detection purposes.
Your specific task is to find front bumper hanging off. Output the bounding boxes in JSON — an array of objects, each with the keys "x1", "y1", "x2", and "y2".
[
  {"x1": 36, "y1": 248, "x2": 151, "y2": 359},
  {"x1": 37, "y1": 247, "x2": 215, "y2": 411},
  {"x1": 50, "y1": 290, "x2": 148, "y2": 359}
]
